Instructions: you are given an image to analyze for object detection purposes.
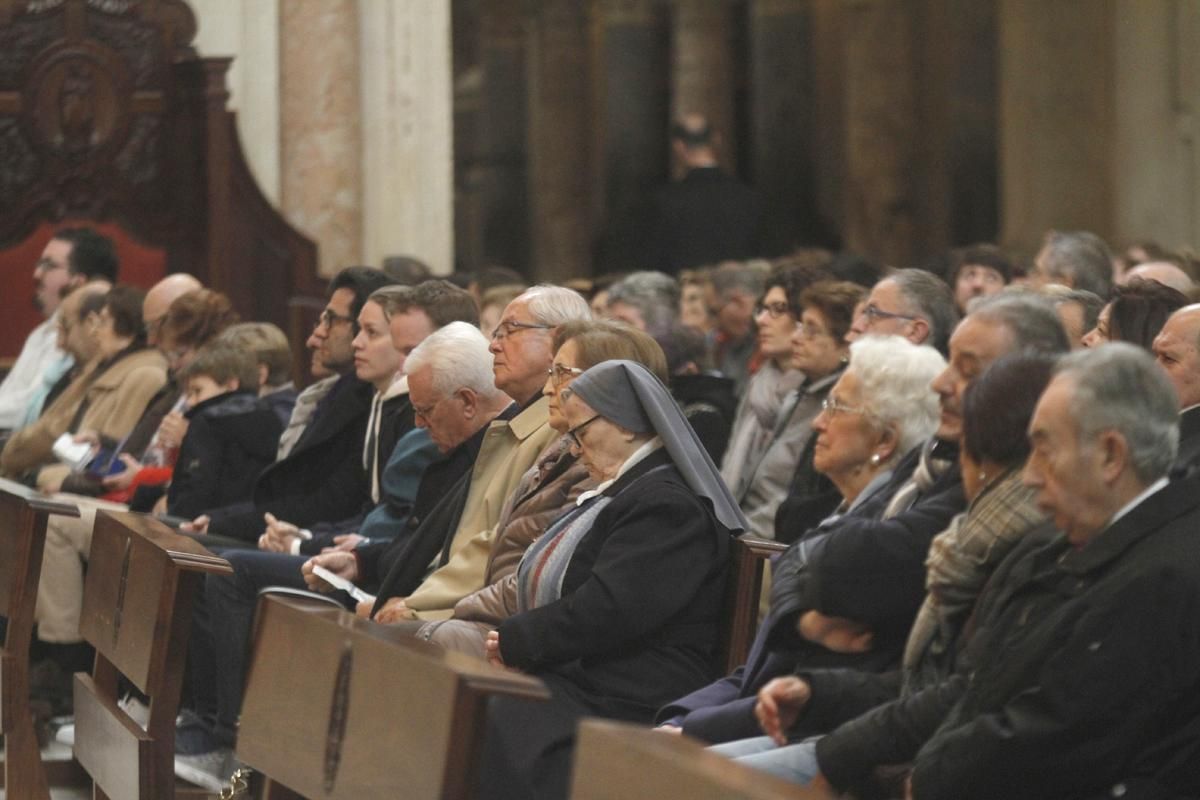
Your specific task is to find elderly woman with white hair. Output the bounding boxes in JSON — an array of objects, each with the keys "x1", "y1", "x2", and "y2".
[
  {"x1": 656, "y1": 335, "x2": 962, "y2": 747},
  {"x1": 477, "y1": 359, "x2": 748, "y2": 800}
]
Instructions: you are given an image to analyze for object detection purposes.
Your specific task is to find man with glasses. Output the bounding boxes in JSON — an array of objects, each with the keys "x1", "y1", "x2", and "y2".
[
  {"x1": 0, "y1": 226, "x2": 119, "y2": 432},
  {"x1": 846, "y1": 269, "x2": 958, "y2": 356},
  {"x1": 183, "y1": 266, "x2": 395, "y2": 543}
]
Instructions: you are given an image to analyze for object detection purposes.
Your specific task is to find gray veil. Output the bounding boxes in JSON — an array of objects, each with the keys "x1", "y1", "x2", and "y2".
[{"x1": 568, "y1": 359, "x2": 749, "y2": 533}]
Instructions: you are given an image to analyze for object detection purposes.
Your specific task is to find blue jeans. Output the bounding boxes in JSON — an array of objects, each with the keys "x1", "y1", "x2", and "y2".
[{"x1": 708, "y1": 735, "x2": 823, "y2": 785}]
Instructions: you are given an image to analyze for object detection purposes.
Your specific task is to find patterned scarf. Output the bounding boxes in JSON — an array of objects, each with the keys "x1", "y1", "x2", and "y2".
[{"x1": 516, "y1": 494, "x2": 613, "y2": 612}]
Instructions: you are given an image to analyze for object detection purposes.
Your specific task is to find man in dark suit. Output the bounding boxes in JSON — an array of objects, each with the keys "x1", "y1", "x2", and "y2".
[
  {"x1": 647, "y1": 114, "x2": 765, "y2": 275},
  {"x1": 1152, "y1": 304, "x2": 1200, "y2": 476}
]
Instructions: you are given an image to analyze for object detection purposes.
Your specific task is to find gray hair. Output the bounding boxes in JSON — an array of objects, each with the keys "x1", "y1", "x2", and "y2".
[
  {"x1": 850, "y1": 335, "x2": 946, "y2": 459},
  {"x1": 519, "y1": 284, "x2": 592, "y2": 326},
  {"x1": 968, "y1": 292, "x2": 1071, "y2": 355},
  {"x1": 405, "y1": 321, "x2": 505, "y2": 400},
  {"x1": 710, "y1": 263, "x2": 766, "y2": 299},
  {"x1": 889, "y1": 269, "x2": 959, "y2": 356},
  {"x1": 1056, "y1": 342, "x2": 1179, "y2": 483},
  {"x1": 1038, "y1": 230, "x2": 1114, "y2": 299},
  {"x1": 606, "y1": 271, "x2": 680, "y2": 337},
  {"x1": 1044, "y1": 286, "x2": 1106, "y2": 333}
]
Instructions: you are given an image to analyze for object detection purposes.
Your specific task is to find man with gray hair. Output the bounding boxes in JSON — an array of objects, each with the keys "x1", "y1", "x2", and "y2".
[
  {"x1": 810, "y1": 344, "x2": 1200, "y2": 799},
  {"x1": 847, "y1": 269, "x2": 958, "y2": 356},
  {"x1": 1033, "y1": 229, "x2": 1114, "y2": 300},
  {"x1": 605, "y1": 270, "x2": 680, "y2": 339}
]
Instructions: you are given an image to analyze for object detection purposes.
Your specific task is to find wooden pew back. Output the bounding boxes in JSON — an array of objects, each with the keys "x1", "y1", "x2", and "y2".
[
  {"x1": 0, "y1": 480, "x2": 78, "y2": 799},
  {"x1": 72, "y1": 511, "x2": 232, "y2": 800},
  {"x1": 720, "y1": 535, "x2": 788, "y2": 673},
  {"x1": 571, "y1": 719, "x2": 822, "y2": 800},
  {"x1": 238, "y1": 595, "x2": 550, "y2": 800}
]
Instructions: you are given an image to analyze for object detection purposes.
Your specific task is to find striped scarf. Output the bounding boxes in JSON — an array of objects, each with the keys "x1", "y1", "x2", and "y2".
[{"x1": 516, "y1": 494, "x2": 613, "y2": 612}]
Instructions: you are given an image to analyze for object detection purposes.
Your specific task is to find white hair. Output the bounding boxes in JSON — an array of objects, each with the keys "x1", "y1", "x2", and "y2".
[
  {"x1": 849, "y1": 335, "x2": 946, "y2": 457},
  {"x1": 405, "y1": 321, "x2": 504, "y2": 399},
  {"x1": 519, "y1": 284, "x2": 592, "y2": 326}
]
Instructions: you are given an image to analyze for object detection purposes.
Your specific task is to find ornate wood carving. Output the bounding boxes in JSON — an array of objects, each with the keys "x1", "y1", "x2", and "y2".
[{"x1": 0, "y1": 0, "x2": 318, "y2": 372}]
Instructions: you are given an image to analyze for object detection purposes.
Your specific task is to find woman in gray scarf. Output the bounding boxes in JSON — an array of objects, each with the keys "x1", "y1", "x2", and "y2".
[{"x1": 478, "y1": 359, "x2": 746, "y2": 800}]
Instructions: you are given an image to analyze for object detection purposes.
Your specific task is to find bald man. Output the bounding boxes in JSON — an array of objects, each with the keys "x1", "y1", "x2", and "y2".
[
  {"x1": 1152, "y1": 304, "x2": 1200, "y2": 475},
  {"x1": 144, "y1": 272, "x2": 203, "y2": 347},
  {"x1": 1119, "y1": 261, "x2": 1195, "y2": 295}
]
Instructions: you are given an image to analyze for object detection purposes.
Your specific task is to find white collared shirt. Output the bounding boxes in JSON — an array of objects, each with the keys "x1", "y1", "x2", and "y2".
[{"x1": 1107, "y1": 476, "x2": 1169, "y2": 530}]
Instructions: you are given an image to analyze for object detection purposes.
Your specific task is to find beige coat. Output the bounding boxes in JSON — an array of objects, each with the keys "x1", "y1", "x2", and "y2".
[
  {"x1": 1, "y1": 348, "x2": 167, "y2": 485},
  {"x1": 405, "y1": 396, "x2": 557, "y2": 619}
]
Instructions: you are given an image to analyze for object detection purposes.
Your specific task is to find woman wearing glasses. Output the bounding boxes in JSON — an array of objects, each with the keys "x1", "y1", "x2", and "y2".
[
  {"x1": 478, "y1": 359, "x2": 748, "y2": 800},
  {"x1": 721, "y1": 264, "x2": 833, "y2": 538},
  {"x1": 406, "y1": 319, "x2": 669, "y2": 654}
]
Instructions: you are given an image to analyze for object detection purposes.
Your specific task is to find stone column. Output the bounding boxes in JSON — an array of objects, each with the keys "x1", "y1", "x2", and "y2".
[
  {"x1": 279, "y1": 0, "x2": 363, "y2": 277},
  {"x1": 590, "y1": 0, "x2": 669, "y2": 272},
  {"x1": 359, "y1": 0, "x2": 455, "y2": 273},
  {"x1": 1112, "y1": 0, "x2": 1200, "y2": 252},
  {"x1": 671, "y1": 0, "x2": 738, "y2": 173},
  {"x1": 999, "y1": 0, "x2": 1115, "y2": 252},
  {"x1": 191, "y1": 0, "x2": 281, "y2": 204},
  {"x1": 526, "y1": 0, "x2": 594, "y2": 282},
  {"x1": 838, "y1": 0, "x2": 919, "y2": 267},
  {"x1": 749, "y1": 0, "x2": 824, "y2": 251}
]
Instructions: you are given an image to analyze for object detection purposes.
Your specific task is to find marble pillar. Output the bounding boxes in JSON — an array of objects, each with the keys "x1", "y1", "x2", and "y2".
[
  {"x1": 359, "y1": 0, "x2": 455, "y2": 274},
  {"x1": 526, "y1": 0, "x2": 594, "y2": 282},
  {"x1": 591, "y1": 0, "x2": 669, "y2": 272},
  {"x1": 999, "y1": 0, "x2": 1115, "y2": 252},
  {"x1": 280, "y1": 0, "x2": 363, "y2": 277},
  {"x1": 191, "y1": 0, "x2": 281, "y2": 205},
  {"x1": 839, "y1": 0, "x2": 919, "y2": 267},
  {"x1": 671, "y1": 0, "x2": 738, "y2": 173},
  {"x1": 1112, "y1": 0, "x2": 1200, "y2": 252}
]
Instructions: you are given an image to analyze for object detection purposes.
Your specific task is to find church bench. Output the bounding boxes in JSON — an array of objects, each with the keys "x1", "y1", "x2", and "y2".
[
  {"x1": 570, "y1": 719, "x2": 825, "y2": 800},
  {"x1": 70, "y1": 510, "x2": 232, "y2": 799},
  {"x1": 720, "y1": 534, "x2": 788, "y2": 673},
  {"x1": 0, "y1": 478, "x2": 82, "y2": 797},
  {"x1": 237, "y1": 594, "x2": 550, "y2": 800}
]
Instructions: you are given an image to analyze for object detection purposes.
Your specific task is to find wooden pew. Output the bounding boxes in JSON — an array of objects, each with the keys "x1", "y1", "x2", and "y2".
[
  {"x1": 570, "y1": 719, "x2": 827, "y2": 800},
  {"x1": 238, "y1": 594, "x2": 551, "y2": 800},
  {"x1": 0, "y1": 479, "x2": 81, "y2": 798},
  {"x1": 720, "y1": 535, "x2": 788, "y2": 673},
  {"x1": 71, "y1": 511, "x2": 233, "y2": 799}
]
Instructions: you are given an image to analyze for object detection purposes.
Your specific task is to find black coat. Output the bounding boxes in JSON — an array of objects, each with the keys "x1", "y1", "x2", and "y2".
[
  {"x1": 167, "y1": 391, "x2": 282, "y2": 519},
  {"x1": 655, "y1": 443, "x2": 965, "y2": 744},
  {"x1": 500, "y1": 450, "x2": 732, "y2": 719},
  {"x1": 1173, "y1": 405, "x2": 1200, "y2": 477},
  {"x1": 359, "y1": 422, "x2": 486, "y2": 611},
  {"x1": 206, "y1": 374, "x2": 375, "y2": 541},
  {"x1": 818, "y1": 474, "x2": 1200, "y2": 800},
  {"x1": 648, "y1": 167, "x2": 765, "y2": 274}
]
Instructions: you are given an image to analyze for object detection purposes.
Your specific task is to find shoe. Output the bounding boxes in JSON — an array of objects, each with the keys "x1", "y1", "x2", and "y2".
[
  {"x1": 174, "y1": 747, "x2": 238, "y2": 793},
  {"x1": 175, "y1": 713, "x2": 220, "y2": 756},
  {"x1": 119, "y1": 694, "x2": 151, "y2": 727}
]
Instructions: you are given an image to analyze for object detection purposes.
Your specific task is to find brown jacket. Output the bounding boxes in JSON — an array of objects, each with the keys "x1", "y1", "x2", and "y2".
[{"x1": 422, "y1": 434, "x2": 593, "y2": 653}]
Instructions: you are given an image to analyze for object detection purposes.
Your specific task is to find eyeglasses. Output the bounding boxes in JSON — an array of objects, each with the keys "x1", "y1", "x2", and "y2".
[
  {"x1": 861, "y1": 304, "x2": 917, "y2": 324},
  {"x1": 754, "y1": 301, "x2": 791, "y2": 319},
  {"x1": 491, "y1": 320, "x2": 553, "y2": 341},
  {"x1": 412, "y1": 395, "x2": 446, "y2": 422},
  {"x1": 566, "y1": 414, "x2": 601, "y2": 448},
  {"x1": 796, "y1": 322, "x2": 831, "y2": 340},
  {"x1": 547, "y1": 363, "x2": 584, "y2": 386},
  {"x1": 318, "y1": 308, "x2": 356, "y2": 329},
  {"x1": 821, "y1": 395, "x2": 868, "y2": 418}
]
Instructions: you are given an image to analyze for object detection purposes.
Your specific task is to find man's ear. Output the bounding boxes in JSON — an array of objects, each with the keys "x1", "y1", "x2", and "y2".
[
  {"x1": 457, "y1": 387, "x2": 480, "y2": 419},
  {"x1": 1097, "y1": 429, "x2": 1130, "y2": 485},
  {"x1": 257, "y1": 363, "x2": 269, "y2": 389},
  {"x1": 908, "y1": 318, "x2": 931, "y2": 347}
]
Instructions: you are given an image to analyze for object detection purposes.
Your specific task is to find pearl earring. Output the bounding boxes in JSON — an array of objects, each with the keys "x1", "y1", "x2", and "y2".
[{"x1": 870, "y1": 453, "x2": 881, "y2": 466}]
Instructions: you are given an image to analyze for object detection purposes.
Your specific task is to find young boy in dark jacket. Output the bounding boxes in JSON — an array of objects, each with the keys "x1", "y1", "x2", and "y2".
[{"x1": 167, "y1": 343, "x2": 283, "y2": 519}]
